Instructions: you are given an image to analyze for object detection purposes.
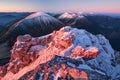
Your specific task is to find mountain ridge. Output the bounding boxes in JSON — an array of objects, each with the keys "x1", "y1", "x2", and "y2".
[{"x1": 0, "y1": 26, "x2": 119, "y2": 80}]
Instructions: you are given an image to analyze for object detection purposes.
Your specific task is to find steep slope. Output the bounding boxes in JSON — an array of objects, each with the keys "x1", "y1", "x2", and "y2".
[
  {"x1": 0, "y1": 12, "x2": 31, "y2": 59},
  {"x1": 1, "y1": 12, "x2": 64, "y2": 44},
  {"x1": 0, "y1": 12, "x2": 64, "y2": 60},
  {"x1": 7, "y1": 12, "x2": 64, "y2": 45},
  {"x1": 0, "y1": 26, "x2": 119, "y2": 80},
  {"x1": 0, "y1": 12, "x2": 31, "y2": 33}
]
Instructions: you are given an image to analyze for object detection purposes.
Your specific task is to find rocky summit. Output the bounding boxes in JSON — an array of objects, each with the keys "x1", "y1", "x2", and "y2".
[{"x1": 0, "y1": 26, "x2": 119, "y2": 80}]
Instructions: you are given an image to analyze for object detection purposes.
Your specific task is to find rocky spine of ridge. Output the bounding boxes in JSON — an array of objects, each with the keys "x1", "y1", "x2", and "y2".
[
  {"x1": 3, "y1": 12, "x2": 64, "y2": 48},
  {"x1": 9, "y1": 12, "x2": 64, "y2": 37},
  {"x1": 0, "y1": 12, "x2": 64, "y2": 60},
  {"x1": 0, "y1": 26, "x2": 119, "y2": 80}
]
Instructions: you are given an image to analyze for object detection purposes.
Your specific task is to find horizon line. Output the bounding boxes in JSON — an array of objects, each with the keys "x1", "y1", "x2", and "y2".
[{"x1": 0, "y1": 11, "x2": 120, "y2": 14}]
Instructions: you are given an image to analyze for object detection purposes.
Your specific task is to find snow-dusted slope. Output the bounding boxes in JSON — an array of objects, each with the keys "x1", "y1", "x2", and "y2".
[
  {"x1": 0, "y1": 12, "x2": 63, "y2": 43},
  {"x1": 10, "y1": 12, "x2": 63, "y2": 35},
  {"x1": 0, "y1": 26, "x2": 119, "y2": 80},
  {"x1": 58, "y1": 12, "x2": 90, "y2": 27},
  {"x1": 59, "y1": 12, "x2": 77, "y2": 19},
  {"x1": 58, "y1": 12, "x2": 120, "y2": 51},
  {"x1": 0, "y1": 12, "x2": 30, "y2": 32},
  {"x1": 4, "y1": 12, "x2": 64, "y2": 41},
  {"x1": 7, "y1": 13, "x2": 63, "y2": 44},
  {"x1": 0, "y1": 12, "x2": 64, "y2": 60}
]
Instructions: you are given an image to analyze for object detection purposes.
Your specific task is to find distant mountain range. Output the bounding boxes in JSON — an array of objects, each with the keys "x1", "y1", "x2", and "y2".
[
  {"x1": 0, "y1": 12, "x2": 120, "y2": 60},
  {"x1": 0, "y1": 12, "x2": 120, "y2": 80}
]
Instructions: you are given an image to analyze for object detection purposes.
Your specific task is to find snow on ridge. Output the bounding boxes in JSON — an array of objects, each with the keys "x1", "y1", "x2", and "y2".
[
  {"x1": 25, "y1": 12, "x2": 49, "y2": 19},
  {"x1": 59, "y1": 12, "x2": 77, "y2": 19},
  {"x1": 0, "y1": 26, "x2": 118, "y2": 80},
  {"x1": 78, "y1": 15, "x2": 84, "y2": 19},
  {"x1": 59, "y1": 12, "x2": 85, "y2": 19}
]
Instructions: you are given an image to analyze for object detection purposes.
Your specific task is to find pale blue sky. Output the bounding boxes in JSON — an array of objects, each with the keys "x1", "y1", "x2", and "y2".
[{"x1": 0, "y1": 0, "x2": 120, "y2": 13}]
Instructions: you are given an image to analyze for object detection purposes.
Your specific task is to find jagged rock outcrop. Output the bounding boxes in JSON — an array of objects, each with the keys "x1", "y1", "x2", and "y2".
[
  {"x1": 0, "y1": 12, "x2": 64, "y2": 61},
  {"x1": 0, "y1": 26, "x2": 119, "y2": 80},
  {"x1": 19, "y1": 56, "x2": 108, "y2": 80},
  {"x1": 58, "y1": 12, "x2": 120, "y2": 51},
  {"x1": 0, "y1": 12, "x2": 120, "y2": 64}
]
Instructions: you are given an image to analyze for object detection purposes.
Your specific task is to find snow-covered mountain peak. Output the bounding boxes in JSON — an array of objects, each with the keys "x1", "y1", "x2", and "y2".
[
  {"x1": 59, "y1": 12, "x2": 86, "y2": 19},
  {"x1": 0, "y1": 26, "x2": 119, "y2": 80},
  {"x1": 25, "y1": 12, "x2": 47, "y2": 19},
  {"x1": 5, "y1": 12, "x2": 64, "y2": 42},
  {"x1": 59, "y1": 12, "x2": 77, "y2": 19},
  {"x1": 78, "y1": 15, "x2": 85, "y2": 19}
]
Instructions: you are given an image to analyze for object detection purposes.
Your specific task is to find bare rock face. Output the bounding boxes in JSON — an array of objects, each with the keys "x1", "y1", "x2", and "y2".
[
  {"x1": 0, "y1": 26, "x2": 119, "y2": 80},
  {"x1": 9, "y1": 34, "x2": 53, "y2": 74},
  {"x1": 19, "y1": 56, "x2": 108, "y2": 80}
]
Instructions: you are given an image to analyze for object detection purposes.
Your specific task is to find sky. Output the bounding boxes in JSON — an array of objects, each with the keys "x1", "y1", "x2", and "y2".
[{"x1": 0, "y1": 0, "x2": 120, "y2": 13}]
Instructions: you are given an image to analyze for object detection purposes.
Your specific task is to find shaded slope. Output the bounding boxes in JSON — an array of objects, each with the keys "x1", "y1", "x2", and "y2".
[
  {"x1": 0, "y1": 12, "x2": 64, "y2": 60},
  {"x1": 0, "y1": 12, "x2": 31, "y2": 33},
  {"x1": 6, "y1": 12, "x2": 64, "y2": 46},
  {"x1": 0, "y1": 12, "x2": 31, "y2": 59}
]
